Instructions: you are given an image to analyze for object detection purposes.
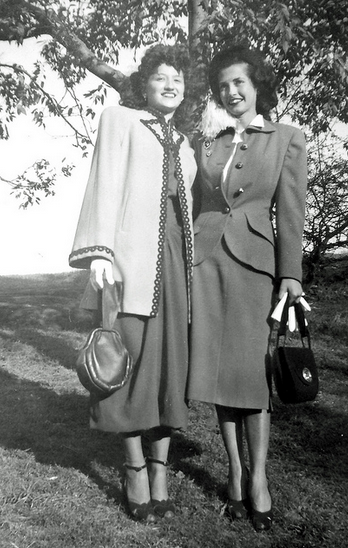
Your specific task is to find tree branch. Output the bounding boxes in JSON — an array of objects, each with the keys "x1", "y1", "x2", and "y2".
[
  {"x1": 0, "y1": 62, "x2": 92, "y2": 142},
  {"x1": 0, "y1": 0, "x2": 127, "y2": 91}
]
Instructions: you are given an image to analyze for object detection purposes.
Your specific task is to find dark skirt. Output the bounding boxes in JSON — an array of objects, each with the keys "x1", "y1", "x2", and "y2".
[
  {"x1": 90, "y1": 196, "x2": 189, "y2": 433},
  {"x1": 187, "y1": 236, "x2": 274, "y2": 410}
]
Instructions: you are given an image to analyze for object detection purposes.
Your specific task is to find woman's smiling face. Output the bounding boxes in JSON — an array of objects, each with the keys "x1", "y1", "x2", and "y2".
[
  {"x1": 145, "y1": 63, "x2": 185, "y2": 116},
  {"x1": 218, "y1": 62, "x2": 257, "y2": 125}
]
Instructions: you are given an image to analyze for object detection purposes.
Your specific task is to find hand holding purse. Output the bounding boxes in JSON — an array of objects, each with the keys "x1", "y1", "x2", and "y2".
[
  {"x1": 76, "y1": 281, "x2": 134, "y2": 399},
  {"x1": 272, "y1": 298, "x2": 319, "y2": 404}
]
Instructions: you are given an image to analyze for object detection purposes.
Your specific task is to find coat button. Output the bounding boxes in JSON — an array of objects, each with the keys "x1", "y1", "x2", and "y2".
[
  {"x1": 214, "y1": 185, "x2": 220, "y2": 191},
  {"x1": 240, "y1": 143, "x2": 248, "y2": 150},
  {"x1": 233, "y1": 187, "x2": 244, "y2": 198},
  {"x1": 235, "y1": 162, "x2": 243, "y2": 169},
  {"x1": 224, "y1": 206, "x2": 230, "y2": 213}
]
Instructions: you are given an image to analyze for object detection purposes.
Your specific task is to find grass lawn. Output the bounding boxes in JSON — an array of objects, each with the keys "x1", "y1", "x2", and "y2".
[{"x1": 0, "y1": 269, "x2": 347, "y2": 548}]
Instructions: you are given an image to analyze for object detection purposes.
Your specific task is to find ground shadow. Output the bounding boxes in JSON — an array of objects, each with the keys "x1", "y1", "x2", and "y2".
[
  {"x1": 0, "y1": 368, "x2": 125, "y2": 504},
  {"x1": 1, "y1": 273, "x2": 347, "y2": 512},
  {"x1": 271, "y1": 397, "x2": 348, "y2": 481}
]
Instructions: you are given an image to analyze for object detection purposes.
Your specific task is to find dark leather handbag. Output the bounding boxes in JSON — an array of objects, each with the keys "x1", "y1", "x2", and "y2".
[
  {"x1": 76, "y1": 281, "x2": 133, "y2": 398},
  {"x1": 272, "y1": 299, "x2": 319, "y2": 404}
]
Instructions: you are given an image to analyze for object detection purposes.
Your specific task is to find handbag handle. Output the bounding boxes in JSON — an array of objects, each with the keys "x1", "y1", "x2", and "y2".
[
  {"x1": 98, "y1": 280, "x2": 122, "y2": 330},
  {"x1": 277, "y1": 297, "x2": 311, "y2": 346}
]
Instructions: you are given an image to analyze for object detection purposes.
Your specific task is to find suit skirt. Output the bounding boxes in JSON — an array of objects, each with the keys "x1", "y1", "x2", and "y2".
[
  {"x1": 89, "y1": 194, "x2": 189, "y2": 433},
  {"x1": 187, "y1": 235, "x2": 274, "y2": 410}
]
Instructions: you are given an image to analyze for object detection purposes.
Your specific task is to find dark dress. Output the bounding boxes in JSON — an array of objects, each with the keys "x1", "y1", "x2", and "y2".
[{"x1": 90, "y1": 164, "x2": 189, "y2": 433}]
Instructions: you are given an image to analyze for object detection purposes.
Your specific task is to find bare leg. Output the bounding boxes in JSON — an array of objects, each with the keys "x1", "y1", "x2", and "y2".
[
  {"x1": 123, "y1": 432, "x2": 150, "y2": 505},
  {"x1": 244, "y1": 409, "x2": 271, "y2": 512},
  {"x1": 147, "y1": 426, "x2": 171, "y2": 501},
  {"x1": 216, "y1": 406, "x2": 248, "y2": 501}
]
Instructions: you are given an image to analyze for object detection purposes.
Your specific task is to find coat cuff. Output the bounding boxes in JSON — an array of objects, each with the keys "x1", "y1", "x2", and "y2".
[{"x1": 69, "y1": 245, "x2": 114, "y2": 269}]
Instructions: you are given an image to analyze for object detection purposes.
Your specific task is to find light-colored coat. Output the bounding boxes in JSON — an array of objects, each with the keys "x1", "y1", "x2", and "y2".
[
  {"x1": 193, "y1": 120, "x2": 307, "y2": 281},
  {"x1": 69, "y1": 106, "x2": 197, "y2": 316}
]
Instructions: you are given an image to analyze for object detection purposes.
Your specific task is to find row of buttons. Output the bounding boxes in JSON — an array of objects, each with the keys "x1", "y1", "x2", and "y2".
[
  {"x1": 214, "y1": 141, "x2": 247, "y2": 213},
  {"x1": 223, "y1": 189, "x2": 244, "y2": 214},
  {"x1": 234, "y1": 143, "x2": 247, "y2": 170}
]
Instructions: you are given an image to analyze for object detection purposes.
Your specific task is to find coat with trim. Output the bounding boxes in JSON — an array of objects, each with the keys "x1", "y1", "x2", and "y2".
[
  {"x1": 69, "y1": 105, "x2": 197, "y2": 316},
  {"x1": 192, "y1": 120, "x2": 307, "y2": 281}
]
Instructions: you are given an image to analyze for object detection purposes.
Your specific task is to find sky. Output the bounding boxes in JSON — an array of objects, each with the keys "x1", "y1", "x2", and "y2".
[{"x1": 0, "y1": 37, "x2": 138, "y2": 276}]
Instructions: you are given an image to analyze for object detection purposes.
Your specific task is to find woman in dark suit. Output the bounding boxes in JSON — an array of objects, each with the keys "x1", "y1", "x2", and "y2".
[{"x1": 187, "y1": 45, "x2": 307, "y2": 532}]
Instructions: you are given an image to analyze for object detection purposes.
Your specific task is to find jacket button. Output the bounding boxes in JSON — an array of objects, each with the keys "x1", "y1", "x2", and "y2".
[
  {"x1": 214, "y1": 185, "x2": 220, "y2": 191},
  {"x1": 240, "y1": 143, "x2": 248, "y2": 150},
  {"x1": 224, "y1": 206, "x2": 230, "y2": 213},
  {"x1": 235, "y1": 162, "x2": 243, "y2": 169}
]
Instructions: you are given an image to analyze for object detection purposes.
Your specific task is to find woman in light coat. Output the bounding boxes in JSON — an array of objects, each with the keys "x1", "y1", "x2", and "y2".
[
  {"x1": 187, "y1": 45, "x2": 307, "y2": 532},
  {"x1": 70, "y1": 44, "x2": 196, "y2": 522}
]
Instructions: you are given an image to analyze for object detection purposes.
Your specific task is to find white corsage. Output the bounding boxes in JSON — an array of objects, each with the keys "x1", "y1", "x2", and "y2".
[{"x1": 198, "y1": 97, "x2": 238, "y2": 140}]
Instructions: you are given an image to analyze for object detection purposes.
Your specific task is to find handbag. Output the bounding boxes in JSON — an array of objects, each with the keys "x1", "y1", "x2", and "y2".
[
  {"x1": 76, "y1": 280, "x2": 134, "y2": 398},
  {"x1": 272, "y1": 298, "x2": 319, "y2": 404}
]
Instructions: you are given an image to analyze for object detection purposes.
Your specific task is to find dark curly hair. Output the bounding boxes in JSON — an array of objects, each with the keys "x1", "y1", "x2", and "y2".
[
  {"x1": 120, "y1": 44, "x2": 190, "y2": 111},
  {"x1": 209, "y1": 45, "x2": 278, "y2": 120}
]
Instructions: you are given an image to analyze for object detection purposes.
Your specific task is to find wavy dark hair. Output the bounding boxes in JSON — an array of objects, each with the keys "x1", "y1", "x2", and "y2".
[
  {"x1": 120, "y1": 44, "x2": 190, "y2": 111},
  {"x1": 209, "y1": 45, "x2": 278, "y2": 120}
]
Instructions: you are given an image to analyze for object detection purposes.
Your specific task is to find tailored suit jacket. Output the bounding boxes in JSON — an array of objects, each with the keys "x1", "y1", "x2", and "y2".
[
  {"x1": 192, "y1": 120, "x2": 308, "y2": 281},
  {"x1": 69, "y1": 106, "x2": 197, "y2": 316}
]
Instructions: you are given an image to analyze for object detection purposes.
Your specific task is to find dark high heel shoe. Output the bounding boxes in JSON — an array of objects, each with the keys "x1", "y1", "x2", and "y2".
[
  {"x1": 250, "y1": 507, "x2": 273, "y2": 532},
  {"x1": 226, "y1": 498, "x2": 249, "y2": 520},
  {"x1": 226, "y1": 466, "x2": 250, "y2": 520},
  {"x1": 123, "y1": 463, "x2": 156, "y2": 523},
  {"x1": 147, "y1": 457, "x2": 175, "y2": 519}
]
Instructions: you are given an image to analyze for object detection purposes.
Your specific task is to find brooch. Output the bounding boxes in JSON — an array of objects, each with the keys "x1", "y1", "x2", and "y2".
[{"x1": 203, "y1": 139, "x2": 212, "y2": 156}]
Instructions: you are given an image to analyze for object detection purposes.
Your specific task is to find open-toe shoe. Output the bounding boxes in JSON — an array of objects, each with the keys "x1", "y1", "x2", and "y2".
[
  {"x1": 147, "y1": 457, "x2": 175, "y2": 519},
  {"x1": 250, "y1": 507, "x2": 273, "y2": 532},
  {"x1": 124, "y1": 463, "x2": 156, "y2": 523},
  {"x1": 226, "y1": 498, "x2": 249, "y2": 520},
  {"x1": 226, "y1": 466, "x2": 250, "y2": 520}
]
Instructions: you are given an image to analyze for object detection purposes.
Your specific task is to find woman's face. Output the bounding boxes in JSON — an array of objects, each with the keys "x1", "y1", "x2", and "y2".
[
  {"x1": 218, "y1": 62, "x2": 257, "y2": 124},
  {"x1": 145, "y1": 63, "x2": 185, "y2": 116}
]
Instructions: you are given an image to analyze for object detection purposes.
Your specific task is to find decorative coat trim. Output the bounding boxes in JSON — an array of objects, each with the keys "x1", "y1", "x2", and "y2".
[
  {"x1": 69, "y1": 245, "x2": 114, "y2": 261},
  {"x1": 140, "y1": 108, "x2": 193, "y2": 318}
]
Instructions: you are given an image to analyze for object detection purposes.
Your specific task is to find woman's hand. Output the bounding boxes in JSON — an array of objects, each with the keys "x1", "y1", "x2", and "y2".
[
  {"x1": 278, "y1": 278, "x2": 303, "y2": 304},
  {"x1": 90, "y1": 258, "x2": 115, "y2": 290}
]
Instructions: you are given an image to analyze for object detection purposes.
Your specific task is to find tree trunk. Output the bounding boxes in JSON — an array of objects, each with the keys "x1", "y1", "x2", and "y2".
[
  {"x1": 184, "y1": 0, "x2": 210, "y2": 134},
  {"x1": 188, "y1": 0, "x2": 206, "y2": 50}
]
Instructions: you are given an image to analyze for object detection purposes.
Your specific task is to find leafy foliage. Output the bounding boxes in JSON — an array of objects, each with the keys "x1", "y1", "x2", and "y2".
[
  {"x1": 195, "y1": 0, "x2": 348, "y2": 131},
  {"x1": 1, "y1": 0, "x2": 347, "y2": 134},
  {"x1": 0, "y1": 158, "x2": 74, "y2": 208},
  {"x1": 303, "y1": 132, "x2": 348, "y2": 279},
  {"x1": 0, "y1": 0, "x2": 347, "y2": 263}
]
